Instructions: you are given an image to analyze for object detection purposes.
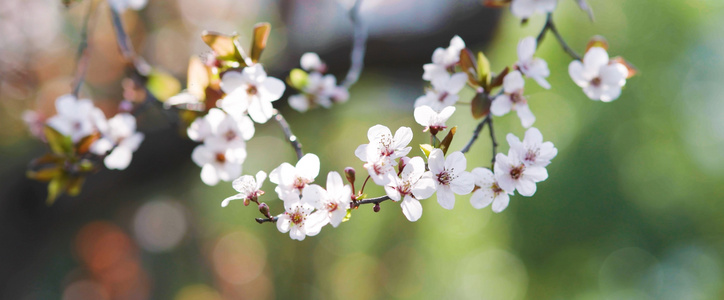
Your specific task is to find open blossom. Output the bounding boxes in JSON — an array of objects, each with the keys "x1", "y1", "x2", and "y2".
[
  {"x1": 516, "y1": 36, "x2": 551, "y2": 89},
  {"x1": 414, "y1": 72, "x2": 468, "y2": 111},
  {"x1": 221, "y1": 170, "x2": 266, "y2": 207},
  {"x1": 218, "y1": 64, "x2": 285, "y2": 123},
  {"x1": 507, "y1": 127, "x2": 557, "y2": 167},
  {"x1": 355, "y1": 125, "x2": 412, "y2": 162},
  {"x1": 511, "y1": 0, "x2": 557, "y2": 19},
  {"x1": 428, "y1": 149, "x2": 475, "y2": 210},
  {"x1": 191, "y1": 137, "x2": 246, "y2": 186},
  {"x1": 90, "y1": 113, "x2": 145, "y2": 170},
  {"x1": 269, "y1": 153, "x2": 320, "y2": 201},
  {"x1": 414, "y1": 105, "x2": 455, "y2": 134},
  {"x1": 300, "y1": 52, "x2": 326, "y2": 73},
  {"x1": 276, "y1": 201, "x2": 327, "y2": 241},
  {"x1": 423, "y1": 36, "x2": 466, "y2": 82},
  {"x1": 491, "y1": 70, "x2": 536, "y2": 128},
  {"x1": 494, "y1": 151, "x2": 548, "y2": 197},
  {"x1": 363, "y1": 145, "x2": 398, "y2": 185},
  {"x1": 302, "y1": 171, "x2": 352, "y2": 227},
  {"x1": 187, "y1": 108, "x2": 254, "y2": 143},
  {"x1": 470, "y1": 167, "x2": 513, "y2": 213},
  {"x1": 288, "y1": 72, "x2": 349, "y2": 113},
  {"x1": 569, "y1": 47, "x2": 629, "y2": 102},
  {"x1": 46, "y1": 94, "x2": 106, "y2": 143},
  {"x1": 108, "y1": 0, "x2": 147, "y2": 12},
  {"x1": 384, "y1": 156, "x2": 436, "y2": 222}
]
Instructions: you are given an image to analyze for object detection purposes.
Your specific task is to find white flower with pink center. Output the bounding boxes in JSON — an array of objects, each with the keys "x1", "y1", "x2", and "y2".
[
  {"x1": 384, "y1": 156, "x2": 435, "y2": 222},
  {"x1": 494, "y1": 151, "x2": 548, "y2": 197},
  {"x1": 423, "y1": 36, "x2": 466, "y2": 83},
  {"x1": 413, "y1": 105, "x2": 456, "y2": 135},
  {"x1": 414, "y1": 72, "x2": 468, "y2": 111},
  {"x1": 491, "y1": 70, "x2": 536, "y2": 128},
  {"x1": 187, "y1": 108, "x2": 254, "y2": 144},
  {"x1": 46, "y1": 94, "x2": 106, "y2": 143},
  {"x1": 428, "y1": 149, "x2": 475, "y2": 210},
  {"x1": 355, "y1": 125, "x2": 413, "y2": 162},
  {"x1": 362, "y1": 145, "x2": 398, "y2": 186},
  {"x1": 302, "y1": 171, "x2": 352, "y2": 227},
  {"x1": 276, "y1": 201, "x2": 327, "y2": 241},
  {"x1": 191, "y1": 137, "x2": 247, "y2": 186},
  {"x1": 507, "y1": 127, "x2": 557, "y2": 168},
  {"x1": 470, "y1": 167, "x2": 513, "y2": 213},
  {"x1": 269, "y1": 153, "x2": 320, "y2": 201},
  {"x1": 221, "y1": 170, "x2": 267, "y2": 207},
  {"x1": 569, "y1": 47, "x2": 629, "y2": 102},
  {"x1": 90, "y1": 113, "x2": 145, "y2": 170},
  {"x1": 516, "y1": 36, "x2": 551, "y2": 89},
  {"x1": 218, "y1": 64, "x2": 285, "y2": 124}
]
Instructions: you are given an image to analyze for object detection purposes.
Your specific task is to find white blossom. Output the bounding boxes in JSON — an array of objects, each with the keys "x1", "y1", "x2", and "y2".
[
  {"x1": 108, "y1": 0, "x2": 147, "y2": 13},
  {"x1": 494, "y1": 151, "x2": 548, "y2": 197},
  {"x1": 491, "y1": 70, "x2": 536, "y2": 128},
  {"x1": 302, "y1": 171, "x2": 352, "y2": 227},
  {"x1": 428, "y1": 149, "x2": 475, "y2": 210},
  {"x1": 354, "y1": 125, "x2": 413, "y2": 162},
  {"x1": 362, "y1": 145, "x2": 398, "y2": 186},
  {"x1": 221, "y1": 170, "x2": 267, "y2": 207},
  {"x1": 413, "y1": 105, "x2": 456, "y2": 134},
  {"x1": 511, "y1": 0, "x2": 557, "y2": 19},
  {"x1": 288, "y1": 72, "x2": 349, "y2": 113},
  {"x1": 269, "y1": 153, "x2": 320, "y2": 201},
  {"x1": 276, "y1": 201, "x2": 327, "y2": 241},
  {"x1": 187, "y1": 108, "x2": 254, "y2": 143},
  {"x1": 46, "y1": 94, "x2": 106, "y2": 143},
  {"x1": 470, "y1": 167, "x2": 513, "y2": 213},
  {"x1": 568, "y1": 47, "x2": 629, "y2": 102},
  {"x1": 384, "y1": 156, "x2": 436, "y2": 222},
  {"x1": 300, "y1": 52, "x2": 326, "y2": 73},
  {"x1": 422, "y1": 36, "x2": 466, "y2": 83},
  {"x1": 90, "y1": 113, "x2": 144, "y2": 170},
  {"x1": 191, "y1": 137, "x2": 246, "y2": 186},
  {"x1": 218, "y1": 64, "x2": 285, "y2": 123},
  {"x1": 516, "y1": 36, "x2": 551, "y2": 89},
  {"x1": 506, "y1": 127, "x2": 557, "y2": 168},
  {"x1": 414, "y1": 72, "x2": 468, "y2": 111}
]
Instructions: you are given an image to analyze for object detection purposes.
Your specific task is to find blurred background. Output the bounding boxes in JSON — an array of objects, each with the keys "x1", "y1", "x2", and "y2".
[{"x1": 1, "y1": 0, "x2": 724, "y2": 299}]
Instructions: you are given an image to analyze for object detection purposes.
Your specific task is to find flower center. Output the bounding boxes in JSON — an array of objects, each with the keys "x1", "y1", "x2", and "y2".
[
  {"x1": 246, "y1": 85, "x2": 258, "y2": 95},
  {"x1": 215, "y1": 153, "x2": 226, "y2": 163},
  {"x1": 436, "y1": 171, "x2": 452, "y2": 185},
  {"x1": 524, "y1": 149, "x2": 538, "y2": 163},
  {"x1": 290, "y1": 211, "x2": 305, "y2": 225},
  {"x1": 510, "y1": 91, "x2": 525, "y2": 104},
  {"x1": 591, "y1": 77, "x2": 602, "y2": 87},
  {"x1": 438, "y1": 91, "x2": 449, "y2": 103},
  {"x1": 378, "y1": 135, "x2": 394, "y2": 156},
  {"x1": 491, "y1": 182, "x2": 504, "y2": 195},
  {"x1": 224, "y1": 130, "x2": 237, "y2": 141},
  {"x1": 326, "y1": 202, "x2": 338, "y2": 212},
  {"x1": 293, "y1": 176, "x2": 310, "y2": 191},
  {"x1": 509, "y1": 165, "x2": 524, "y2": 180}
]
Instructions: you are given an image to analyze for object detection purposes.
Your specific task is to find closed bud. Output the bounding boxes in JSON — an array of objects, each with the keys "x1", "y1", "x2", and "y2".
[
  {"x1": 373, "y1": 203, "x2": 381, "y2": 213},
  {"x1": 344, "y1": 167, "x2": 356, "y2": 184},
  {"x1": 259, "y1": 202, "x2": 271, "y2": 218},
  {"x1": 243, "y1": 198, "x2": 250, "y2": 206}
]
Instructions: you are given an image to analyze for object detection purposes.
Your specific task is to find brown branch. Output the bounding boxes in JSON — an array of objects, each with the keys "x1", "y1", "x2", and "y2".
[
  {"x1": 71, "y1": 0, "x2": 101, "y2": 98},
  {"x1": 536, "y1": 13, "x2": 582, "y2": 61},
  {"x1": 351, "y1": 195, "x2": 391, "y2": 208},
  {"x1": 272, "y1": 109, "x2": 304, "y2": 160},
  {"x1": 340, "y1": 0, "x2": 368, "y2": 88}
]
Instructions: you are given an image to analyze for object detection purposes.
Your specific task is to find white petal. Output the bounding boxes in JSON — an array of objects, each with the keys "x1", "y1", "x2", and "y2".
[
  {"x1": 503, "y1": 71, "x2": 525, "y2": 94},
  {"x1": 200, "y1": 164, "x2": 220, "y2": 186},
  {"x1": 524, "y1": 166, "x2": 549, "y2": 182},
  {"x1": 289, "y1": 94, "x2": 310, "y2": 112},
  {"x1": 427, "y1": 149, "x2": 445, "y2": 174},
  {"x1": 414, "y1": 106, "x2": 435, "y2": 127},
  {"x1": 511, "y1": 0, "x2": 535, "y2": 18},
  {"x1": 305, "y1": 211, "x2": 328, "y2": 236},
  {"x1": 517, "y1": 36, "x2": 536, "y2": 61},
  {"x1": 384, "y1": 182, "x2": 402, "y2": 201},
  {"x1": 367, "y1": 125, "x2": 391, "y2": 143},
  {"x1": 221, "y1": 194, "x2": 245, "y2": 207},
  {"x1": 259, "y1": 77, "x2": 286, "y2": 103},
  {"x1": 300, "y1": 52, "x2": 323, "y2": 71},
  {"x1": 450, "y1": 171, "x2": 475, "y2": 195},
  {"x1": 471, "y1": 167, "x2": 495, "y2": 187},
  {"x1": 220, "y1": 71, "x2": 245, "y2": 94},
  {"x1": 296, "y1": 153, "x2": 320, "y2": 181},
  {"x1": 446, "y1": 72, "x2": 469, "y2": 94},
  {"x1": 247, "y1": 97, "x2": 274, "y2": 124},
  {"x1": 491, "y1": 193, "x2": 511, "y2": 213},
  {"x1": 329, "y1": 208, "x2": 347, "y2": 228},
  {"x1": 600, "y1": 86, "x2": 622, "y2": 103},
  {"x1": 411, "y1": 173, "x2": 436, "y2": 199},
  {"x1": 516, "y1": 104, "x2": 536, "y2": 128},
  {"x1": 491, "y1": 95, "x2": 513, "y2": 116},
  {"x1": 393, "y1": 127, "x2": 413, "y2": 153},
  {"x1": 104, "y1": 147, "x2": 133, "y2": 170},
  {"x1": 401, "y1": 197, "x2": 423, "y2": 222},
  {"x1": 515, "y1": 178, "x2": 537, "y2": 196},
  {"x1": 289, "y1": 227, "x2": 306, "y2": 241},
  {"x1": 583, "y1": 47, "x2": 610, "y2": 74},
  {"x1": 436, "y1": 186, "x2": 455, "y2": 210},
  {"x1": 444, "y1": 151, "x2": 467, "y2": 174},
  {"x1": 470, "y1": 189, "x2": 494, "y2": 209},
  {"x1": 276, "y1": 214, "x2": 291, "y2": 233},
  {"x1": 354, "y1": 144, "x2": 368, "y2": 162}
]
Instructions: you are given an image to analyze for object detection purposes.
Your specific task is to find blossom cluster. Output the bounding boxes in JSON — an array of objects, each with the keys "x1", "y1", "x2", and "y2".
[{"x1": 287, "y1": 53, "x2": 349, "y2": 112}]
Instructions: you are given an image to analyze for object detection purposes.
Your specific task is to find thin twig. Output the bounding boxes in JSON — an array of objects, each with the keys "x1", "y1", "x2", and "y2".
[
  {"x1": 536, "y1": 13, "x2": 582, "y2": 61},
  {"x1": 272, "y1": 109, "x2": 304, "y2": 160},
  {"x1": 341, "y1": 0, "x2": 368, "y2": 88},
  {"x1": 461, "y1": 115, "x2": 489, "y2": 154},
  {"x1": 255, "y1": 216, "x2": 278, "y2": 224},
  {"x1": 486, "y1": 116, "x2": 498, "y2": 165},
  {"x1": 352, "y1": 195, "x2": 391, "y2": 208},
  {"x1": 71, "y1": 0, "x2": 100, "y2": 98}
]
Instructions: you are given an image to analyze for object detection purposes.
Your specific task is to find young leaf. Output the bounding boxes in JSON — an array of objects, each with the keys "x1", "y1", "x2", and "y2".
[
  {"x1": 147, "y1": 69, "x2": 182, "y2": 102},
  {"x1": 76, "y1": 132, "x2": 100, "y2": 155},
  {"x1": 419, "y1": 144, "x2": 433, "y2": 157},
  {"x1": 287, "y1": 69, "x2": 309, "y2": 90},
  {"x1": 47, "y1": 173, "x2": 68, "y2": 205},
  {"x1": 250, "y1": 22, "x2": 271, "y2": 63},
  {"x1": 27, "y1": 166, "x2": 61, "y2": 182},
  {"x1": 459, "y1": 48, "x2": 479, "y2": 87},
  {"x1": 612, "y1": 56, "x2": 639, "y2": 79},
  {"x1": 66, "y1": 176, "x2": 85, "y2": 196},
  {"x1": 187, "y1": 56, "x2": 209, "y2": 101},
  {"x1": 477, "y1": 52, "x2": 491, "y2": 87},
  {"x1": 471, "y1": 92, "x2": 491, "y2": 119},
  {"x1": 490, "y1": 67, "x2": 510, "y2": 90},
  {"x1": 201, "y1": 31, "x2": 245, "y2": 63},
  {"x1": 439, "y1": 126, "x2": 457, "y2": 155},
  {"x1": 44, "y1": 126, "x2": 74, "y2": 156},
  {"x1": 585, "y1": 35, "x2": 609, "y2": 53}
]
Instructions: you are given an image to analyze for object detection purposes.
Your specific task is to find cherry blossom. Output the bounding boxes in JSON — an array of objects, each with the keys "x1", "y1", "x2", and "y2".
[
  {"x1": 302, "y1": 171, "x2": 352, "y2": 227},
  {"x1": 362, "y1": 145, "x2": 398, "y2": 185},
  {"x1": 510, "y1": 0, "x2": 557, "y2": 20},
  {"x1": 269, "y1": 153, "x2": 320, "y2": 201},
  {"x1": 507, "y1": 127, "x2": 557, "y2": 168},
  {"x1": 428, "y1": 149, "x2": 475, "y2": 210},
  {"x1": 217, "y1": 64, "x2": 285, "y2": 123},
  {"x1": 568, "y1": 47, "x2": 629, "y2": 102},
  {"x1": 414, "y1": 72, "x2": 468, "y2": 111},
  {"x1": 422, "y1": 35, "x2": 466, "y2": 83},
  {"x1": 384, "y1": 156, "x2": 436, "y2": 222},
  {"x1": 491, "y1": 70, "x2": 536, "y2": 128},
  {"x1": 494, "y1": 151, "x2": 548, "y2": 197},
  {"x1": 221, "y1": 170, "x2": 267, "y2": 207},
  {"x1": 191, "y1": 137, "x2": 247, "y2": 186},
  {"x1": 90, "y1": 113, "x2": 145, "y2": 170},
  {"x1": 46, "y1": 94, "x2": 106, "y2": 143},
  {"x1": 187, "y1": 108, "x2": 254, "y2": 144},
  {"x1": 276, "y1": 201, "x2": 327, "y2": 241},
  {"x1": 413, "y1": 105, "x2": 456, "y2": 134},
  {"x1": 300, "y1": 52, "x2": 326, "y2": 73},
  {"x1": 470, "y1": 167, "x2": 513, "y2": 213},
  {"x1": 288, "y1": 72, "x2": 349, "y2": 113},
  {"x1": 516, "y1": 36, "x2": 551, "y2": 89},
  {"x1": 354, "y1": 125, "x2": 413, "y2": 162}
]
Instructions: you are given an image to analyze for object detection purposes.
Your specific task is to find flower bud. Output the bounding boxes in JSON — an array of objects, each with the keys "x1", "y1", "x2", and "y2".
[
  {"x1": 243, "y1": 198, "x2": 250, "y2": 206},
  {"x1": 259, "y1": 202, "x2": 271, "y2": 218},
  {"x1": 373, "y1": 203, "x2": 381, "y2": 213},
  {"x1": 344, "y1": 167, "x2": 356, "y2": 184}
]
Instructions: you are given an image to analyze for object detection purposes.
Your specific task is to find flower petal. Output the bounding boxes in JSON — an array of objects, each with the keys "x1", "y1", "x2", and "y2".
[{"x1": 401, "y1": 197, "x2": 423, "y2": 222}]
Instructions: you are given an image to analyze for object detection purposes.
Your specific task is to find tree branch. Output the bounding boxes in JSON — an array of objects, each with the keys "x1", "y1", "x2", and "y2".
[
  {"x1": 341, "y1": 0, "x2": 368, "y2": 88},
  {"x1": 272, "y1": 109, "x2": 304, "y2": 160},
  {"x1": 352, "y1": 195, "x2": 391, "y2": 208},
  {"x1": 536, "y1": 13, "x2": 582, "y2": 61},
  {"x1": 486, "y1": 115, "x2": 498, "y2": 165},
  {"x1": 71, "y1": 0, "x2": 100, "y2": 98},
  {"x1": 255, "y1": 216, "x2": 278, "y2": 224},
  {"x1": 461, "y1": 115, "x2": 489, "y2": 154}
]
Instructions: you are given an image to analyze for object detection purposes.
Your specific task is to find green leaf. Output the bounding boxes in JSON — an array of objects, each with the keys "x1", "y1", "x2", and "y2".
[
  {"x1": 342, "y1": 209, "x2": 352, "y2": 223},
  {"x1": 439, "y1": 126, "x2": 457, "y2": 155},
  {"x1": 471, "y1": 92, "x2": 491, "y2": 119},
  {"x1": 250, "y1": 22, "x2": 271, "y2": 63},
  {"x1": 76, "y1": 132, "x2": 100, "y2": 155},
  {"x1": 47, "y1": 173, "x2": 68, "y2": 205},
  {"x1": 147, "y1": 69, "x2": 182, "y2": 102},
  {"x1": 65, "y1": 176, "x2": 85, "y2": 196},
  {"x1": 27, "y1": 166, "x2": 61, "y2": 182},
  {"x1": 419, "y1": 144, "x2": 433, "y2": 157},
  {"x1": 44, "y1": 126, "x2": 73, "y2": 156},
  {"x1": 459, "y1": 48, "x2": 479, "y2": 88},
  {"x1": 477, "y1": 51, "x2": 491, "y2": 87},
  {"x1": 201, "y1": 31, "x2": 245, "y2": 62},
  {"x1": 287, "y1": 68, "x2": 309, "y2": 90}
]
